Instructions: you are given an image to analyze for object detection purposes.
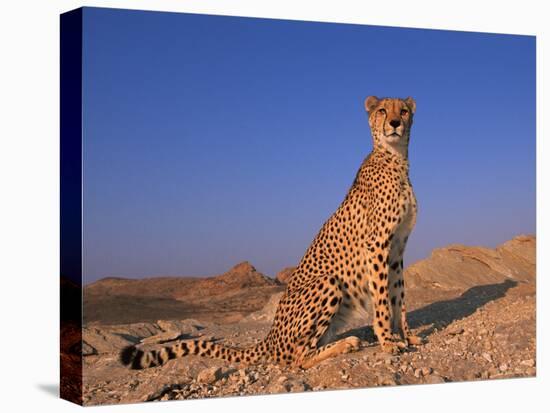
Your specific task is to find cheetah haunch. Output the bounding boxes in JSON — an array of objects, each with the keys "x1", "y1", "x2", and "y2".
[{"x1": 120, "y1": 96, "x2": 421, "y2": 370}]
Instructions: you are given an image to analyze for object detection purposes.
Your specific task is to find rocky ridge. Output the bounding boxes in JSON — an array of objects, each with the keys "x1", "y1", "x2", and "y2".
[{"x1": 84, "y1": 261, "x2": 283, "y2": 325}]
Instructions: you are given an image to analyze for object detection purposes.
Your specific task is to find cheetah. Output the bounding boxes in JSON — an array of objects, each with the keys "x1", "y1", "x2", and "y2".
[{"x1": 120, "y1": 95, "x2": 421, "y2": 370}]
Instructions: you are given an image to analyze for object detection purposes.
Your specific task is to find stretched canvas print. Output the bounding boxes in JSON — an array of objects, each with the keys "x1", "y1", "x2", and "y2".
[{"x1": 60, "y1": 7, "x2": 536, "y2": 406}]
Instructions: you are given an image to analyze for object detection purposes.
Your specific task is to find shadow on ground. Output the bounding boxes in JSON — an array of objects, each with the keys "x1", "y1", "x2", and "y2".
[
  {"x1": 408, "y1": 279, "x2": 517, "y2": 334},
  {"x1": 344, "y1": 279, "x2": 517, "y2": 342}
]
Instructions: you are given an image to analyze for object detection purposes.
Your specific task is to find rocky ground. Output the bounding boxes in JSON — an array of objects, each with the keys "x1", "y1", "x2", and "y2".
[{"x1": 79, "y1": 235, "x2": 536, "y2": 406}]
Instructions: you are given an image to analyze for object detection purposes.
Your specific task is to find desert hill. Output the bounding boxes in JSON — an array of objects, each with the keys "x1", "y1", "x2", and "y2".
[
  {"x1": 84, "y1": 261, "x2": 283, "y2": 325},
  {"x1": 405, "y1": 234, "x2": 535, "y2": 290}
]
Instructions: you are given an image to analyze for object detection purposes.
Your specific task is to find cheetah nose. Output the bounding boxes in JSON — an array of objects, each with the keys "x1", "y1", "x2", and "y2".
[{"x1": 389, "y1": 119, "x2": 401, "y2": 128}]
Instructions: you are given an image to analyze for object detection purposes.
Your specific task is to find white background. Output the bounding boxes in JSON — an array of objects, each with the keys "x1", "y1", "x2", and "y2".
[{"x1": 0, "y1": 1, "x2": 547, "y2": 412}]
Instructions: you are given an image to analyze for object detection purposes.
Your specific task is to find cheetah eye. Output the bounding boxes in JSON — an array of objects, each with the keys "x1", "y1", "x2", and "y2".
[
  {"x1": 378, "y1": 108, "x2": 386, "y2": 115},
  {"x1": 400, "y1": 109, "x2": 408, "y2": 116}
]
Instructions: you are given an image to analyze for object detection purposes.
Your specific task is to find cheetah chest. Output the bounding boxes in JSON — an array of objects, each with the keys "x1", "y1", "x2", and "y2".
[
  {"x1": 384, "y1": 182, "x2": 417, "y2": 275},
  {"x1": 394, "y1": 184, "x2": 417, "y2": 242}
]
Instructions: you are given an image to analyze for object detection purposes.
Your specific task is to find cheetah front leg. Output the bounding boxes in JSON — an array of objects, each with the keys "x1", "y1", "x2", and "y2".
[
  {"x1": 366, "y1": 247, "x2": 405, "y2": 353},
  {"x1": 388, "y1": 237, "x2": 422, "y2": 346}
]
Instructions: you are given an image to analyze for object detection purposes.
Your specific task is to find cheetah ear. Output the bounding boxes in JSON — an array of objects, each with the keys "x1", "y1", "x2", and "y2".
[
  {"x1": 365, "y1": 96, "x2": 380, "y2": 113},
  {"x1": 404, "y1": 97, "x2": 416, "y2": 114}
]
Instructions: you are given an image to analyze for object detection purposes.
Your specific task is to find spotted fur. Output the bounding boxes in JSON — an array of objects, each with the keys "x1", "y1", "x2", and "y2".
[{"x1": 120, "y1": 95, "x2": 421, "y2": 370}]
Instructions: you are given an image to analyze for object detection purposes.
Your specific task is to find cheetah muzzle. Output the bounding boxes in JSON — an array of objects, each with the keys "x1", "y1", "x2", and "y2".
[{"x1": 120, "y1": 95, "x2": 422, "y2": 370}]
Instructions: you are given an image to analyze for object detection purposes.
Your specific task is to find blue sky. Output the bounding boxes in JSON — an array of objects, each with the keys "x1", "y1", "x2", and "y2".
[{"x1": 82, "y1": 7, "x2": 535, "y2": 283}]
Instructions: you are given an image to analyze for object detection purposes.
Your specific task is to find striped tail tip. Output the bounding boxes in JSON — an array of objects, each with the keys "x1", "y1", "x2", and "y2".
[{"x1": 119, "y1": 345, "x2": 145, "y2": 369}]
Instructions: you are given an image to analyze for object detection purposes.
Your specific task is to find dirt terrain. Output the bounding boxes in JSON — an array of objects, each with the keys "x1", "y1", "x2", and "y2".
[{"x1": 78, "y1": 235, "x2": 536, "y2": 406}]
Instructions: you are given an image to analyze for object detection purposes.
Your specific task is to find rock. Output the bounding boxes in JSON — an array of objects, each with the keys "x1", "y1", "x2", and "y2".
[
  {"x1": 82, "y1": 325, "x2": 145, "y2": 355},
  {"x1": 481, "y1": 353, "x2": 493, "y2": 363},
  {"x1": 421, "y1": 367, "x2": 432, "y2": 376},
  {"x1": 464, "y1": 372, "x2": 478, "y2": 381},
  {"x1": 276, "y1": 267, "x2": 296, "y2": 284},
  {"x1": 285, "y1": 380, "x2": 309, "y2": 392},
  {"x1": 243, "y1": 292, "x2": 284, "y2": 322},
  {"x1": 499, "y1": 363, "x2": 508, "y2": 372},
  {"x1": 444, "y1": 337, "x2": 458, "y2": 345},
  {"x1": 520, "y1": 359, "x2": 535, "y2": 367},
  {"x1": 447, "y1": 327, "x2": 464, "y2": 336},
  {"x1": 141, "y1": 331, "x2": 185, "y2": 345},
  {"x1": 82, "y1": 341, "x2": 98, "y2": 356},
  {"x1": 156, "y1": 319, "x2": 202, "y2": 333},
  {"x1": 488, "y1": 367, "x2": 500, "y2": 378},
  {"x1": 425, "y1": 374, "x2": 445, "y2": 384},
  {"x1": 268, "y1": 378, "x2": 309, "y2": 393},
  {"x1": 376, "y1": 374, "x2": 397, "y2": 386},
  {"x1": 197, "y1": 367, "x2": 223, "y2": 384}
]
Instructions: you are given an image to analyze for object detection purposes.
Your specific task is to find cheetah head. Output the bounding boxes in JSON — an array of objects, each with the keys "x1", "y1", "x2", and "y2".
[{"x1": 364, "y1": 96, "x2": 416, "y2": 156}]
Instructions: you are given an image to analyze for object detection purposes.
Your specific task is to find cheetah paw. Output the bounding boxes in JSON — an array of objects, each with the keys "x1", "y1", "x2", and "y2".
[
  {"x1": 407, "y1": 335, "x2": 423, "y2": 346},
  {"x1": 381, "y1": 342, "x2": 403, "y2": 354},
  {"x1": 343, "y1": 336, "x2": 361, "y2": 353}
]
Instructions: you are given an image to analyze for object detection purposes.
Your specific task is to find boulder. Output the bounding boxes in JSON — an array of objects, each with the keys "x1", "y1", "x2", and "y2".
[{"x1": 275, "y1": 267, "x2": 296, "y2": 284}]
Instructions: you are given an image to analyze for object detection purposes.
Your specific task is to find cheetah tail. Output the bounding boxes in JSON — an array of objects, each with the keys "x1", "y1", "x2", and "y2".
[{"x1": 119, "y1": 339, "x2": 267, "y2": 370}]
